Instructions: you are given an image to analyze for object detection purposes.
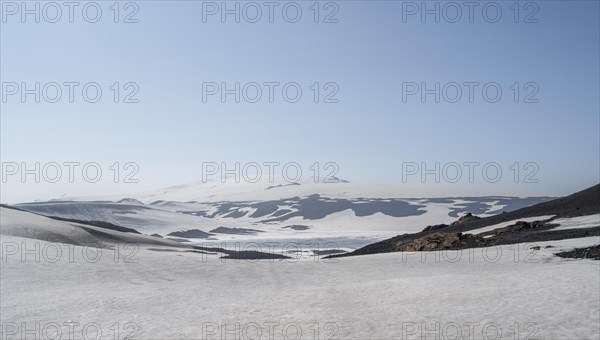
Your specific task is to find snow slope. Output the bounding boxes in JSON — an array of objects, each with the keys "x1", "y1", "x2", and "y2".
[
  {"x1": 2, "y1": 205, "x2": 598, "y2": 339},
  {"x1": 1, "y1": 233, "x2": 598, "y2": 339},
  {"x1": 0, "y1": 206, "x2": 102, "y2": 246},
  {"x1": 465, "y1": 215, "x2": 557, "y2": 235},
  {"x1": 11, "y1": 201, "x2": 227, "y2": 236},
  {"x1": 549, "y1": 214, "x2": 600, "y2": 232},
  {"x1": 463, "y1": 214, "x2": 600, "y2": 236}
]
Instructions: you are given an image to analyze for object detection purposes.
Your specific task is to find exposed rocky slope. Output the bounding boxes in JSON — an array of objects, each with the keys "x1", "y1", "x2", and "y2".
[{"x1": 330, "y1": 184, "x2": 600, "y2": 258}]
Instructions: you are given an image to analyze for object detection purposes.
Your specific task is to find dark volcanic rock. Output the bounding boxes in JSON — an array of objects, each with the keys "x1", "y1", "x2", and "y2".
[
  {"x1": 422, "y1": 224, "x2": 449, "y2": 232},
  {"x1": 393, "y1": 232, "x2": 489, "y2": 252},
  {"x1": 555, "y1": 245, "x2": 600, "y2": 260},
  {"x1": 450, "y1": 213, "x2": 481, "y2": 226}
]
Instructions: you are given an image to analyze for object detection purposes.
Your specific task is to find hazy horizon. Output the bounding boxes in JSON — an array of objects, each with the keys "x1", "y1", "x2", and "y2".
[{"x1": 2, "y1": 0, "x2": 599, "y2": 202}]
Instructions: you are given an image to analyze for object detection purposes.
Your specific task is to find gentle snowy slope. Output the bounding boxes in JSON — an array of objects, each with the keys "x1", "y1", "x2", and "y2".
[
  {"x1": 1, "y1": 207, "x2": 103, "y2": 246},
  {"x1": 0, "y1": 207, "x2": 217, "y2": 252},
  {"x1": 2, "y1": 204, "x2": 598, "y2": 339},
  {"x1": 12, "y1": 201, "x2": 226, "y2": 235},
  {"x1": 1, "y1": 234, "x2": 598, "y2": 339}
]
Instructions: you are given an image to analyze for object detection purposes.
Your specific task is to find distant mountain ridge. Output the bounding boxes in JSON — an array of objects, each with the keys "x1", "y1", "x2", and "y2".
[{"x1": 10, "y1": 180, "x2": 560, "y2": 248}]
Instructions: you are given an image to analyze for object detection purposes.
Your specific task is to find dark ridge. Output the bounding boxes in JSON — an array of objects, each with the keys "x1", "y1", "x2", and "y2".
[
  {"x1": 189, "y1": 244, "x2": 291, "y2": 260},
  {"x1": 422, "y1": 224, "x2": 449, "y2": 232},
  {"x1": 329, "y1": 184, "x2": 600, "y2": 259},
  {"x1": 59, "y1": 217, "x2": 141, "y2": 234},
  {"x1": 449, "y1": 183, "x2": 600, "y2": 234},
  {"x1": 493, "y1": 227, "x2": 600, "y2": 245},
  {"x1": 74, "y1": 226, "x2": 140, "y2": 246},
  {"x1": 450, "y1": 212, "x2": 481, "y2": 226}
]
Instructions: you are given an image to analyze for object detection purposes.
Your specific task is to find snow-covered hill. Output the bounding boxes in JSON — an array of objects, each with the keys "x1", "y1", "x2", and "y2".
[
  {"x1": 11, "y1": 179, "x2": 555, "y2": 249},
  {"x1": 2, "y1": 218, "x2": 599, "y2": 339}
]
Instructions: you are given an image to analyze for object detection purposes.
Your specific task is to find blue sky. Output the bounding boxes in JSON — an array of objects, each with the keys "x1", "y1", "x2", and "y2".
[{"x1": 1, "y1": 1, "x2": 599, "y2": 202}]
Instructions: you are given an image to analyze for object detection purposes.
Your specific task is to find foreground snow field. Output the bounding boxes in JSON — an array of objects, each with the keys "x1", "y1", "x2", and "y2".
[{"x1": 2, "y1": 234, "x2": 599, "y2": 340}]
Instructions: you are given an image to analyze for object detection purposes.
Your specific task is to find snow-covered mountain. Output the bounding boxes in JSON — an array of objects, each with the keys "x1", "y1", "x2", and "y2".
[
  {"x1": 62, "y1": 176, "x2": 549, "y2": 203},
  {"x1": 12, "y1": 179, "x2": 555, "y2": 249}
]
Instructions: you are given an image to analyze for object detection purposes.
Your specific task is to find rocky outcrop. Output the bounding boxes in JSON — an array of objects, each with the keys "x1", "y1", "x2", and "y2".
[
  {"x1": 450, "y1": 213, "x2": 481, "y2": 226},
  {"x1": 393, "y1": 232, "x2": 488, "y2": 252},
  {"x1": 328, "y1": 184, "x2": 600, "y2": 259},
  {"x1": 556, "y1": 245, "x2": 600, "y2": 260},
  {"x1": 422, "y1": 224, "x2": 449, "y2": 232},
  {"x1": 422, "y1": 213, "x2": 481, "y2": 232}
]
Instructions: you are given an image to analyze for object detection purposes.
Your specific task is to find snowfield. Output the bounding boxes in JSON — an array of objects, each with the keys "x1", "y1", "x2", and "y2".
[
  {"x1": 1, "y1": 208, "x2": 599, "y2": 340},
  {"x1": 1, "y1": 235, "x2": 599, "y2": 339},
  {"x1": 464, "y1": 214, "x2": 600, "y2": 235},
  {"x1": 548, "y1": 214, "x2": 600, "y2": 232},
  {"x1": 464, "y1": 215, "x2": 557, "y2": 235}
]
